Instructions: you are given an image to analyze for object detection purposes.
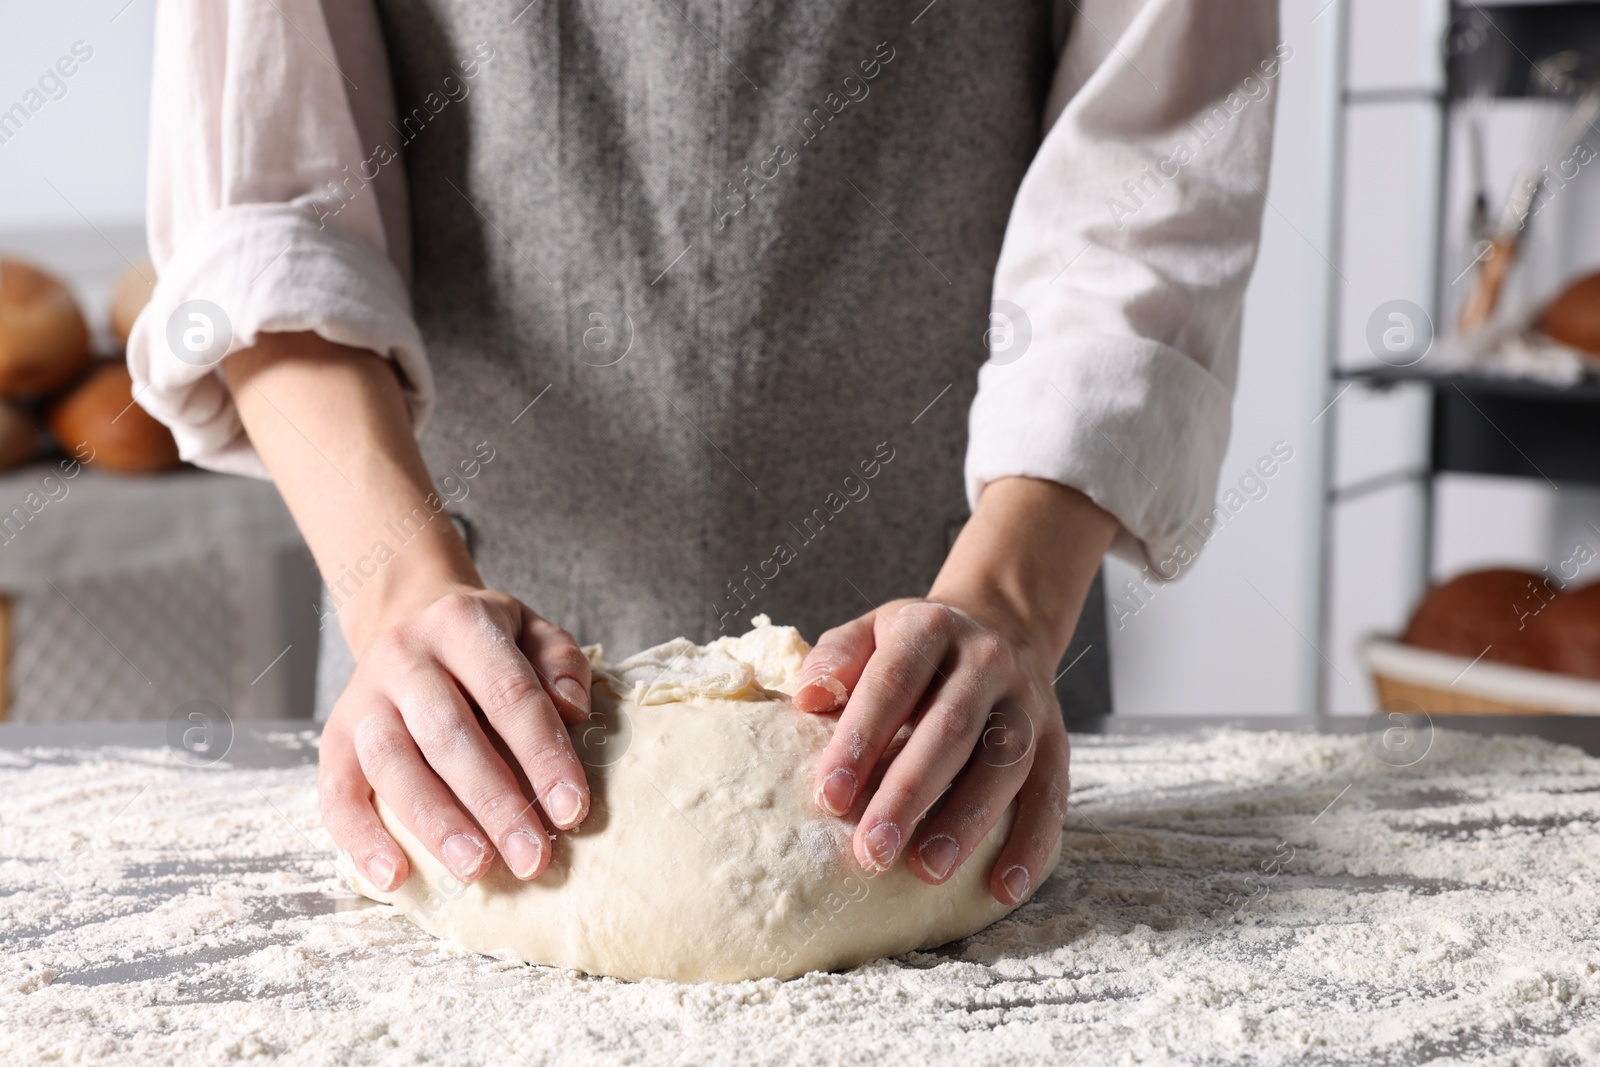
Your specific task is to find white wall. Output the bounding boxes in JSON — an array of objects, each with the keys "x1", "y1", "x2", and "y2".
[
  {"x1": 1105, "y1": 0, "x2": 1347, "y2": 716},
  {"x1": 0, "y1": 0, "x2": 155, "y2": 335},
  {"x1": 0, "y1": 0, "x2": 155, "y2": 230}
]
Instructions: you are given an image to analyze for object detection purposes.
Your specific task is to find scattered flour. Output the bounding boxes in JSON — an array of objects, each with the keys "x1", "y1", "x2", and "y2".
[{"x1": 2, "y1": 726, "x2": 1599, "y2": 1065}]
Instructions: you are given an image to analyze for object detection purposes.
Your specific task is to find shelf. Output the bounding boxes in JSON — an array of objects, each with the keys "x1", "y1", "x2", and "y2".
[
  {"x1": 1342, "y1": 88, "x2": 1443, "y2": 107},
  {"x1": 1337, "y1": 363, "x2": 1600, "y2": 400},
  {"x1": 1336, "y1": 365, "x2": 1600, "y2": 484},
  {"x1": 1448, "y1": 2, "x2": 1600, "y2": 99}
]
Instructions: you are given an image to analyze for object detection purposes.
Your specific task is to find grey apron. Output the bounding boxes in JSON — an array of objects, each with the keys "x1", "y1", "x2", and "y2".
[{"x1": 316, "y1": 0, "x2": 1110, "y2": 718}]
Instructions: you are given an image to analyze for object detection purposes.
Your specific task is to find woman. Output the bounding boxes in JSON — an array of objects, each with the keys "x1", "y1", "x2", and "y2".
[{"x1": 131, "y1": 0, "x2": 1276, "y2": 909}]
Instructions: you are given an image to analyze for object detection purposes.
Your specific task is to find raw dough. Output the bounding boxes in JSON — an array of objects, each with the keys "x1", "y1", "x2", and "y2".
[{"x1": 345, "y1": 615, "x2": 1057, "y2": 982}]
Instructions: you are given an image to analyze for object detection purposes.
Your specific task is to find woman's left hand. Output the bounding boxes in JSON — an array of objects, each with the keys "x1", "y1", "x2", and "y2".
[{"x1": 792, "y1": 596, "x2": 1070, "y2": 906}]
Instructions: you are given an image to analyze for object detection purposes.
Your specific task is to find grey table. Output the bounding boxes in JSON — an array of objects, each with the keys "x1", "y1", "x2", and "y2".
[{"x1": 5, "y1": 716, "x2": 1599, "y2": 1065}]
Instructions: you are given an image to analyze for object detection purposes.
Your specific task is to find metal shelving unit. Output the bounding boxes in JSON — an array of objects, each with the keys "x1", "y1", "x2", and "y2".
[{"x1": 1314, "y1": 1, "x2": 1600, "y2": 715}]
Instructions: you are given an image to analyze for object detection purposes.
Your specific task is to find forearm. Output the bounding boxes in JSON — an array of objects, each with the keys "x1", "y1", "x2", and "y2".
[
  {"x1": 928, "y1": 476, "x2": 1117, "y2": 668},
  {"x1": 222, "y1": 332, "x2": 479, "y2": 657}
]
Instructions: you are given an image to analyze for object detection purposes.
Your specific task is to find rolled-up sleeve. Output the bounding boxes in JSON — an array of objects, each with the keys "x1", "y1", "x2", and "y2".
[
  {"x1": 129, "y1": 0, "x2": 431, "y2": 479},
  {"x1": 967, "y1": 0, "x2": 1280, "y2": 570}
]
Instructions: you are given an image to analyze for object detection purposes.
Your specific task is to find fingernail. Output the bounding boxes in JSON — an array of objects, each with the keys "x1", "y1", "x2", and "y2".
[
  {"x1": 798, "y1": 672, "x2": 848, "y2": 712},
  {"x1": 365, "y1": 853, "x2": 398, "y2": 891},
  {"x1": 554, "y1": 678, "x2": 590, "y2": 716},
  {"x1": 815, "y1": 767, "x2": 857, "y2": 816},
  {"x1": 546, "y1": 782, "x2": 586, "y2": 828},
  {"x1": 1001, "y1": 864, "x2": 1031, "y2": 903},
  {"x1": 918, "y1": 834, "x2": 960, "y2": 881},
  {"x1": 442, "y1": 833, "x2": 487, "y2": 879},
  {"x1": 502, "y1": 830, "x2": 544, "y2": 879},
  {"x1": 863, "y1": 822, "x2": 901, "y2": 871}
]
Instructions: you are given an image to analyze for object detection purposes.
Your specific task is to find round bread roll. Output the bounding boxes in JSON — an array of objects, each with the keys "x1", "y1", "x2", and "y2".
[
  {"x1": 0, "y1": 259, "x2": 91, "y2": 397},
  {"x1": 1541, "y1": 272, "x2": 1600, "y2": 355},
  {"x1": 1516, "y1": 582, "x2": 1600, "y2": 680},
  {"x1": 0, "y1": 400, "x2": 38, "y2": 471},
  {"x1": 109, "y1": 260, "x2": 156, "y2": 346},
  {"x1": 1401, "y1": 567, "x2": 1552, "y2": 668},
  {"x1": 48, "y1": 361, "x2": 180, "y2": 474}
]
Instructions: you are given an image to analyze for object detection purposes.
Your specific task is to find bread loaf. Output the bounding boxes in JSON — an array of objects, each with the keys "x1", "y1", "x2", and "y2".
[
  {"x1": 109, "y1": 260, "x2": 155, "y2": 346},
  {"x1": 1541, "y1": 272, "x2": 1600, "y2": 354},
  {"x1": 1401, "y1": 568, "x2": 1551, "y2": 665},
  {"x1": 0, "y1": 259, "x2": 91, "y2": 396},
  {"x1": 1515, "y1": 583, "x2": 1600, "y2": 680},
  {"x1": 0, "y1": 400, "x2": 38, "y2": 470},
  {"x1": 48, "y1": 361, "x2": 180, "y2": 473}
]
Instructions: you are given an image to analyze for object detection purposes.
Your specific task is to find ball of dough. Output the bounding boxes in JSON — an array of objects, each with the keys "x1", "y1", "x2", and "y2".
[
  {"x1": 0, "y1": 259, "x2": 91, "y2": 397},
  {"x1": 48, "y1": 361, "x2": 180, "y2": 473},
  {"x1": 1401, "y1": 568, "x2": 1551, "y2": 668},
  {"x1": 108, "y1": 260, "x2": 156, "y2": 347},
  {"x1": 348, "y1": 616, "x2": 1057, "y2": 982}
]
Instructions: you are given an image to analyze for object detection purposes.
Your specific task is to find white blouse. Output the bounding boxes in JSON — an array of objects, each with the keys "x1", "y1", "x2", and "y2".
[{"x1": 128, "y1": 0, "x2": 1279, "y2": 571}]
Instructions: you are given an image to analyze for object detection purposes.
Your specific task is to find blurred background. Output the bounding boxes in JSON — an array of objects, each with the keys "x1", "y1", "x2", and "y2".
[{"x1": 1, "y1": 0, "x2": 1597, "y2": 723}]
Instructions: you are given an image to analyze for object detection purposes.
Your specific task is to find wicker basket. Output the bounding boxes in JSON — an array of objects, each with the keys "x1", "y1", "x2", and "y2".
[{"x1": 1363, "y1": 637, "x2": 1600, "y2": 715}]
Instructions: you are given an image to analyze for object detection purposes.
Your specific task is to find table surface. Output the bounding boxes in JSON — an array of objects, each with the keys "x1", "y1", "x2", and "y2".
[
  {"x1": 6, "y1": 711, "x2": 1599, "y2": 756},
  {"x1": 4, "y1": 717, "x2": 1599, "y2": 1065}
]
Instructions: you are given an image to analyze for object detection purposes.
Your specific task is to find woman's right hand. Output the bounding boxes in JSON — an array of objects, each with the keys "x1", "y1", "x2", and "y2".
[{"x1": 317, "y1": 587, "x2": 595, "y2": 892}]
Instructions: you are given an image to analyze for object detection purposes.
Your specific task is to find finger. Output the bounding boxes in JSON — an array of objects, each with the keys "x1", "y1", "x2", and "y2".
[
  {"x1": 812, "y1": 603, "x2": 952, "y2": 819},
  {"x1": 385, "y1": 654, "x2": 557, "y2": 878},
  {"x1": 794, "y1": 612, "x2": 876, "y2": 713},
  {"x1": 853, "y1": 641, "x2": 1014, "y2": 872},
  {"x1": 318, "y1": 720, "x2": 409, "y2": 892},
  {"x1": 989, "y1": 729, "x2": 1071, "y2": 905},
  {"x1": 352, "y1": 700, "x2": 511, "y2": 883},
  {"x1": 905, "y1": 700, "x2": 1037, "y2": 884},
  {"x1": 427, "y1": 602, "x2": 592, "y2": 830},
  {"x1": 520, "y1": 612, "x2": 593, "y2": 724}
]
